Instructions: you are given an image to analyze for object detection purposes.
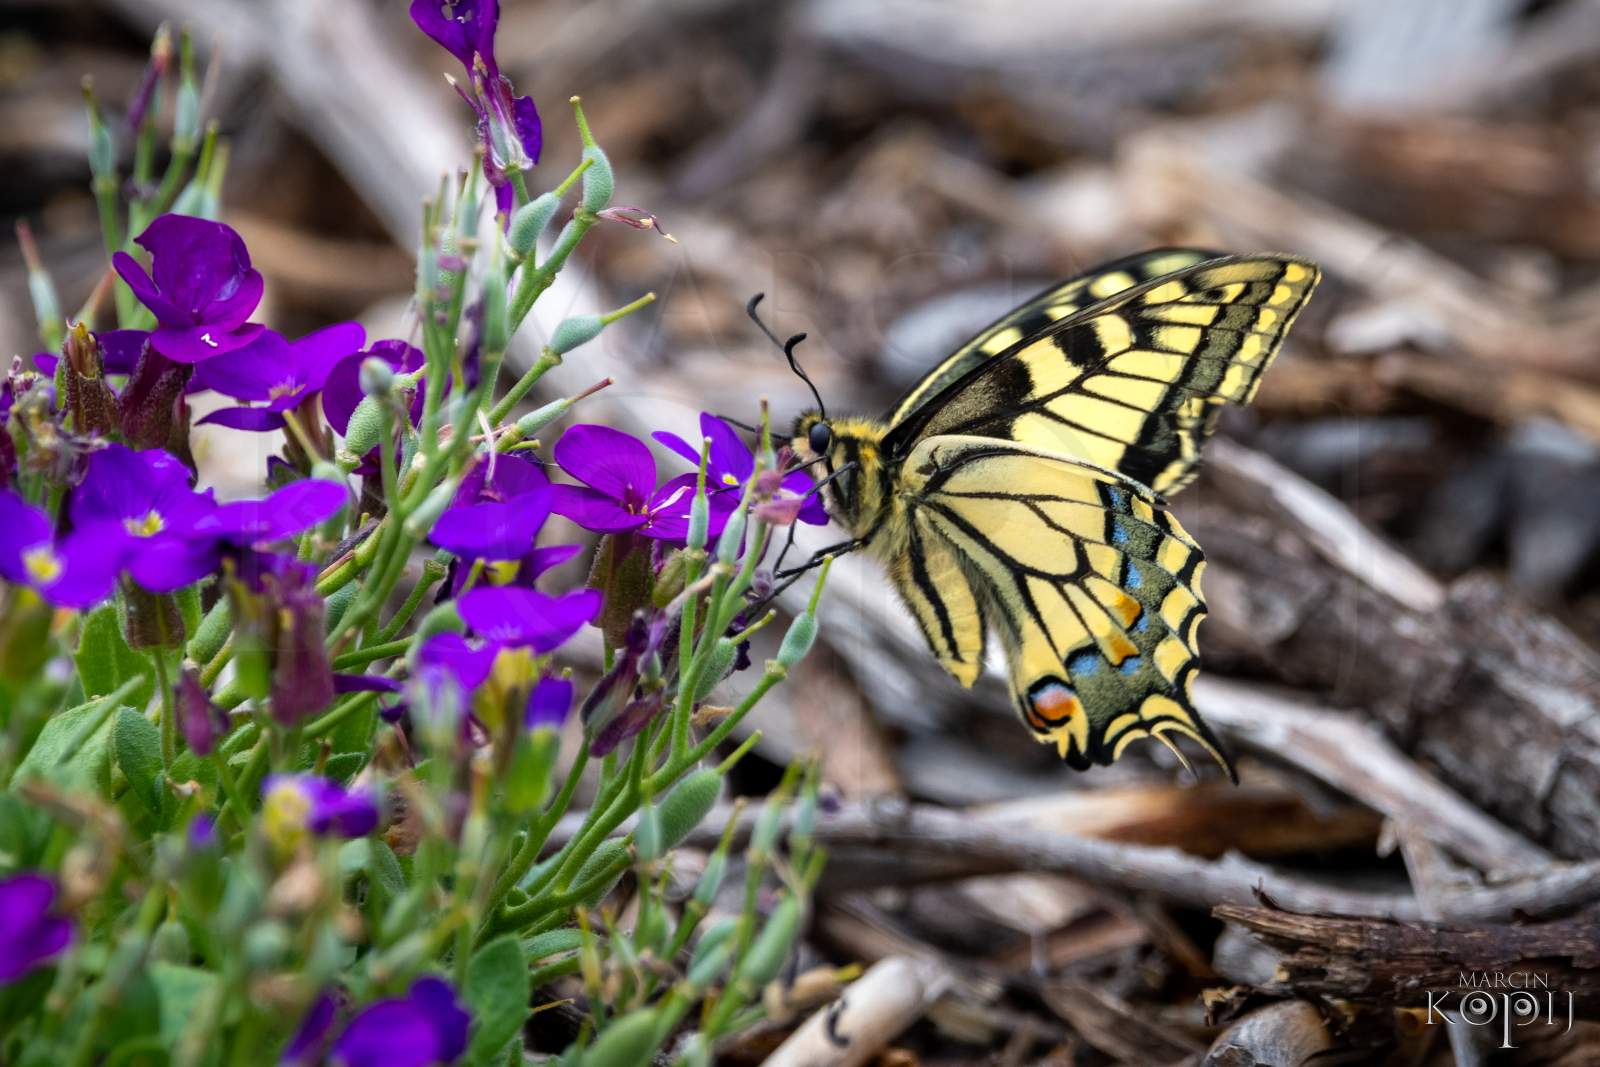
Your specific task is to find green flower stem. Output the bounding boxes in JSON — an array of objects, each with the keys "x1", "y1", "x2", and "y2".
[
  {"x1": 489, "y1": 847, "x2": 633, "y2": 936},
  {"x1": 507, "y1": 207, "x2": 598, "y2": 336},
  {"x1": 485, "y1": 348, "x2": 559, "y2": 427},
  {"x1": 152, "y1": 648, "x2": 176, "y2": 772},
  {"x1": 304, "y1": 691, "x2": 379, "y2": 740},
  {"x1": 484, "y1": 744, "x2": 590, "y2": 920},
  {"x1": 216, "y1": 740, "x2": 268, "y2": 833},
  {"x1": 375, "y1": 559, "x2": 446, "y2": 643},
  {"x1": 330, "y1": 640, "x2": 410, "y2": 671},
  {"x1": 210, "y1": 749, "x2": 251, "y2": 829}
]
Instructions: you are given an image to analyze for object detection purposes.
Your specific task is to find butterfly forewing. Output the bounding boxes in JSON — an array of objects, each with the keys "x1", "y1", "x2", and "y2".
[
  {"x1": 885, "y1": 254, "x2": 1320, "y2": 496},
  {"x1": 886, "y1": 435, "x2": 1231, "y2": 776},
  {"x1": 882, "y1": 248, "x2": 1225, "y2": 429}
]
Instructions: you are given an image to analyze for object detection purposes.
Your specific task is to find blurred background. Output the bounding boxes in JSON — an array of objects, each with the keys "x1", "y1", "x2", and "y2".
[{"x1": 11, "y1": 1, "x2": 1600, "y2": 1061}]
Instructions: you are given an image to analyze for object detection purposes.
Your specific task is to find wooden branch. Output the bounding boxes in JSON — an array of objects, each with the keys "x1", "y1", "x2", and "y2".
[
  {"x1": 1214, "y1": 903, "x2": 1600, "y2": 1017},
  {"x1": 1191, "y1": 675, "x2": 1552, "y2": 874},
  {"x1": 1039, "y1": 981, "x2": 1200, "y2": 1064}
]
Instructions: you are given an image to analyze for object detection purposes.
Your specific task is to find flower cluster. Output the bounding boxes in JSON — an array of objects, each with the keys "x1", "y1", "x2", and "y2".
[{"x1": 0, "y1": 11, "x2": 835, "y2": 1067}]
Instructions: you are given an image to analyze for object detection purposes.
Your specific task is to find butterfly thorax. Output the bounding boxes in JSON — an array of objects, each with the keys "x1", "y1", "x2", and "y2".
[{"x1": 792, "y1": 412, "x2": 899, "y2": 539}]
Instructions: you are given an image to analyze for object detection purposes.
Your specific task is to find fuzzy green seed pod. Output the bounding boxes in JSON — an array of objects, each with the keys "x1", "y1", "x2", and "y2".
[
  {"x1": 716, "y1": 506, "x2": 746, "y2": 566},
  {"x1": 692, "y1": 850, "x2": 726, "y2": 908},
  {"x1": 693, "y1": 639, "x2": 737, "y2": 704},
  {"x1": 550, "y1": 314, "x2": 604, "y2": 355},
  {"x1": 186, "y1": 597, "x2": 231, "y2": 665},
  {"x1": 323, "y1": 581, "x2": 360, "y2": 635},
  {"x1": 515, "y1": 396, "x2": 573, "y2": 438},
  {"x1": 242, "y1": 920, "x2": 293, "y2": 972},
  {"x1": 686, "y1": 490, "x2": 709, "y2": 551},
  {"x1": 359, "y1": 357, "x2": 394, "y2": 398},
  {"x1": 734, "y1": 895, "x2": 802, "y2": 989},
  {"x1": 776, "y1": 612, "x2": 817, "y2": 670},
  {"x1": 343, "y1": 396, "x2": 384, "y2": 455},
  {"x1": 634, "y1": 799, "x2": 664, "y2": 863},
  {"x1": 403, "y1": 479, "x2": 459, "y2": 540},
  {"x1": 579, "y1": 1008, "x2": 658, "y2": 1067},
  {"x1": 686, "y1": 918, "x2": 737, "y2": 988},
  {"x1": 582, "y1": 146, "x2": 614, "y2": 214},
  {"x1": 574, "y1": 839, "x2": 629, "y2": 908},
  {"x1": 659, "y1": 769, "x2": 722, "y2": 852},
  {"x1": 634, "y1": 907, "x2": 668, "y2": 956},
  {"x1": 751, "y1": 799, "x2": 784, "y2": 857},
  {"x1": 510, "y1": 192, "x2": 561, "y2": 258},
  {"x1": 151, "y1": 916, "x2": 192, "y2": 965}
]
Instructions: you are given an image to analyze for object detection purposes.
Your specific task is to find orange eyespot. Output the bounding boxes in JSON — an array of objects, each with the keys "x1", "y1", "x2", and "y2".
[{"x1": 1028, "y1": 682, "x2": 1081, "y2": 729}]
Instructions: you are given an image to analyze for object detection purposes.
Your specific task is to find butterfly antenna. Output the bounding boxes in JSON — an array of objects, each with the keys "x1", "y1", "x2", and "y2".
[
  {"x1": 714, "y1": 413, "x2": 793, "y2": 443},
  {"x1": 747, "y1": 292, "x2": 827, "y2": 419}
]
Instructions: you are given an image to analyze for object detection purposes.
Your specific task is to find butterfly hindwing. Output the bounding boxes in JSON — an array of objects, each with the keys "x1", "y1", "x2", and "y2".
[
  {"x1": 888, "y1": 434, "x2": 1231, "y2": 776},
  {"x1": 885, "y1": 254, "x2": 1320, "y2": 496},
  {"x1": 883, "y1": 248, "x2": 1225, "y2": 429}
]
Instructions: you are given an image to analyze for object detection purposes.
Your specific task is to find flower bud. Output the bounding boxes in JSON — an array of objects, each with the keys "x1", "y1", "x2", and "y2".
[
  {"x1": 549, "y1": 314, "x2": 603, "y2": 355},
  {"x1": 413, "y1": 602, "x2": 465, "y2": 645},
  {"x1": 658, "y1": 769, "x2": 722, "y2": 852},
  {"x1": 504, "y1": 725, "x2": 557, "y2": 814},
  {"x1": 178, "y1": 668, "x2": 228, "y2": 755},
  {"x1": 687, "y1": 489, "x2": 709, "y2": 552},
  {"x1": 735, "y1": 895, "x2": 801, "y2": 988},
  {"x1": 514, "y1": 396, "x2": 572, "y2": 438},
  {"x1": 403, "y1": 478, "x2": 461, "y2": 540},
  {"x1": 83, "y1": 80, "x2": 116, "y2": 179},
  {"x1": 776, "y1": 612, "x2": 817, "y2": 670},
  {"x1": 151, "y1": 915, "x2": 192, "y2": 964},
  {"x1": 686, "y1": 919, "x2": 737, "y2": 988},
  {"x1": 574, "y1": 839, "x2": 629, "y2": 909},
  {"x1": 119, "y1": 575, "x2": 186, "y2": 650},
  {"x1": 692, "y1": 850, "x2": 726, "y2": 908},
  {"x1": 693, "y1": 639, "x2": 736, "y2": 704},
  {"x1": 359, "y1": 357, "x2": 394, "y2": 398},
  {"x1": 509, "y1": 192, "x2": 561, "y2": 258}
]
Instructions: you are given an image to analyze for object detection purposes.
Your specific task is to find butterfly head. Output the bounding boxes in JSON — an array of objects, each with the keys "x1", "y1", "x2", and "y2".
[{"x1": 792, "y1": 411, "x2": 894, "y2": 533}]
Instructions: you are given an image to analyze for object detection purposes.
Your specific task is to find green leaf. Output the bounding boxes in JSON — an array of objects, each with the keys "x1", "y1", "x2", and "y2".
[
  {"x1": 102, "y1": 1035, "x2": 168, "y2": 1067},
  {"x1": 0, "y1": 792, "x2": 52, "y2": 871},
  {"x1": 113, "y1": 707, "x2": 164, "y2": 818},
  {"x1": 367, "y1": 839, "x2": 406, "y2": 898},
  {"x1": 328, "y1": 701, "x2": 375, "y2": 755},
  {"x1": 522, "y1": 929, "x2": 583, "y2": 962},
  {"x1": 148, "y1": 961, "x2": 219, "y2": 1049},
  {"x1": 338, "y1": 838, "x2": 371, "y2": 880},
  {"x1": 75, "y1": 604, "x2": 154, "y2": 712},
  {"x1": 169, "y1": 750, "x2": 217, "y2": 797},
  {"x1": 463, "y1": 935, "x2": 530, "y2": 1067},
  {"x1": 323, "y1": 752, "x2": 366, "y2": 785},
  {"x1": 12, "y1": 699, "x2": 118, "y2": 793}
]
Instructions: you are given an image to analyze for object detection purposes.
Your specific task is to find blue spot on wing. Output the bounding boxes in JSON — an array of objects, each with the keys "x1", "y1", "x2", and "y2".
[
  {"x1": 1111, "y1": 521, "x2": 1128, "y2": 545},
  {"x1": 1132, "y1": 614, "x2": 1150, "y2": 633},
  {"x1": 1126, "y1": 565, "x2": 1142, "y2": 589},
  {"x1": 1119, "y1": 655, "x2": 1142, "y2": 676},
  {"x1": 1067, "y1": 651, "x2": 1101, "y2": 677}
]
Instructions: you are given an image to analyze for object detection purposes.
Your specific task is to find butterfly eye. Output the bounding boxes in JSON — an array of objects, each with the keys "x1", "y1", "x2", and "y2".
[{"x1": 808, "y1": 422, "x2": 832, "y2": 455}]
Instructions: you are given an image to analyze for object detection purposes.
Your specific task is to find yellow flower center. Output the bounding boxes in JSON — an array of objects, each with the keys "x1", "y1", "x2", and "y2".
[
  {"x1": 124, "y1": 510, "x2": 164, "y2": 537},
  {"x1": 262, "y1": 784, "x2": 310, "y2": 853},
  {"x1": 486, "y1": 559, "x2": 520, "y2": 586},
  {"x1": 21, "y1": 545, "x2": 62, "y2": 584},
  {"x1": 721, "y1": 472, "x2": 739, "y2": 486}
]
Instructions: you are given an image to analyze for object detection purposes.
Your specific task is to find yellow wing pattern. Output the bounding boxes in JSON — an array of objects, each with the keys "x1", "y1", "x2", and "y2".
[
  {"x1": 884, "y1": 248, "x2": 1223, "y2": 428},
  {"x1": 884, "y1": 435, "x2": 1231, "y2": 776},
  {"x1": 885, "y1": 255, "x2": 1319, "y2": 496}
]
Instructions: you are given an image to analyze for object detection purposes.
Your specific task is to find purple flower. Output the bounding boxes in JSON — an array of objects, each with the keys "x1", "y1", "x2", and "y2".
[
  {"x1": 550, "y1": 424, "x2": 735, "y2": 541},
  {"x1": 525, "y1": 675, "x2": 573, "y2": 731},
  {"x1": 419, "y1": 633, "x2": 499, "y2": 691},
  {"x1": 655, "y1": 413, "x2": 827, "y2": 526},
  {"x1": 0, "y1": 491, "x2": 120, "y2": 608},
  {"x1": 263, "y1": 774, "x2": 380, "y2": 839},
  {"x1": 112, "y1": 216, "x2": 265, "y2": 364},
  {"x1": 30, "y1": 329, "x2": 150, "y2": 379},
  {"x1": 410, "y1": 0, "x2": 541, "y2": 215},
  {"x1": 430, "y1": 488, "x2": 550, "y2": 568},
  {"x1": 128, "y1": 479, "x2": 348, "y2": 593},
  {"x1": 70, "y1": 444, "x2": 217, "y2": 589},
  {"x1": 282, "y1": 992, "x2": 338, "y2": 1067},
  {"x1": 193, "y1": 322, "x2": 366, "y2": 432},
  {"x1": 323, "y1": 340, "x2": 425, "y2": 435},
  {"x1": 0, "y1": 873, "x2": 73, "y2": 986},
  {"x1": 457, "y1": 586, "x2": 601, "y2": 653},
  {"x1": 333, "y1": 977, "x2": 470, "y2": 1067}
]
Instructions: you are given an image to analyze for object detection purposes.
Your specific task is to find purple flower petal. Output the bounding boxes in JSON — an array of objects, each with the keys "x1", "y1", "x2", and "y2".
[
  {"x1": 112, "y1": 251, "x2": 193, "y2": 328},
  {"x1": 134, "y1": 215, "x2": 264, "y2": 332},
  {"x1": 430, "y1": 489, "x2": 550, "y2": 563},
  {"x1": 407, "y1": 977, "x2": 470, "y2": 1064},
  {"x1": 0, "y1": 873, "x2": 72, "y2": 984},
  {"x1": 702, "y1": 412, "x2": 755, "y2": 485},
  {"x1": 651, "y1": 430, "x2": 702, "y2": 470},
  {"x1": 332, "y1": 999, "x2": 439, "y2": 1067},
  {"x1": 150, "y1": 322, "x2": 266, "y2": 365},
  {"x1": 289, "y1": 322, "x2": 366, "y2": 396},
  {"x1": 197, "y1": 407, "x2": 289, "y2": 432},
  {"x1": 197, "y1": 480, "x2": 348, "y2": 543},
  {"x1": 552, "y1": 424, "x2": 656, "y2": 507},
  {"x1": 452, "y1": 452, "x2": 549, "y2": 508},
  {"x1": 264, "y1": 774, "x2": 379, "y2": 838},
  {"x1": 409, "y1": 0, "x2": 477, "y2": 70},
  {"x1": 548, "y1": 484, "x2": 646, "y2": 534},
  {"x1": 0, "y1": 492, "x2": 54, "y2": 587},
  {"x1": 38, "y1": 528, "x2": 123, "y2": 608},
  {"x1": 512, "y1": 92, "x2": 542, "y2": 165},
  {"x1": 126, "y1": 535, "x2": 222, "y2": 593},
  {"x1": 417, "y1": 633, "x2": 498, "y2": 691},
  {"x1": 525, "y1": 675, "x2": 572, "y2": 730},
  {"x1": 99, "y1": 330, "x2": 149, "y2": 375},
  {"x1": 282, "y1": 992, "x2": 338, "y2": 1067},
  {"x1": 524, "y1": 543, "x2": 581, "y2": 579},
  {"x1": 457, "y1": 586, "x2": 601, "y2": 653},
  {"x1": 641, "y1": 473, "x2": 735, "y2": 542},
  {"x1": 190, "y1": 329, "x2": 291, "y2": 402}
]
